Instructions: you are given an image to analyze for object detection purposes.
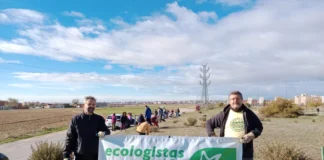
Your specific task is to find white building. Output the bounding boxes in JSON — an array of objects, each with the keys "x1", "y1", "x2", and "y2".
[
  {"x1": 294, "y1": 94, "x2": 323, "y2": 106},
  {"x1": 247, "y1": 98, "x2": 253, "y2": 104},
  {"x1": 259, "y1": 97, "x2": 265, "y2": 105}
]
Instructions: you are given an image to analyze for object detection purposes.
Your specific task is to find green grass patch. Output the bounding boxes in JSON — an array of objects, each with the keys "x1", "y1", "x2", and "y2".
[{"x1": 0, "y1": 126, "x2": 67, "y2": 144}]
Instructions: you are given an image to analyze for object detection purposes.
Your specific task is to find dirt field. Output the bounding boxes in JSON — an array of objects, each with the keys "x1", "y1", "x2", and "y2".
[
  {"x1": 0, "y1": 104, "x2": 195, "y2": 144},
  {"x1": 0, "y1": 108, "x2": 79, "y2": 143},
  {"x1": 118, "y1": 107, "x2": 324, "y2": 160}
]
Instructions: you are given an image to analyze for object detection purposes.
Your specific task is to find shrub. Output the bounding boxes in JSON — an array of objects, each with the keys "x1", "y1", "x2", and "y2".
[
  {"x1": 28, "y1": 141, "x2": 63, "y2": 160},
  {"x1": 216, "y1": 102, "x2": 224, "y2": 108},
  {"x1": 207, "y1": 104, "x2": 215, "y2": 110},
  {"x1": 199, "y1": 115, "x2": 207, "y2": 121},
  {"x1": 312, "y1": 119, "x2": 316, "y2": 122},
  {"x1": 200, "y1": 121, "x2": 206, "y2": 128},
  {"x1": 186, "y1": 117, "x2": 197, "y2": 126},
  {"x1": 259, "y1": 98, "x2": 303, "y2": 118},
  {"x1": 244, "y1": 103, "x2": 251, "y2": 108},
  {"x1": 258, "y1": 141, "x2": 311, "y2": 160}
]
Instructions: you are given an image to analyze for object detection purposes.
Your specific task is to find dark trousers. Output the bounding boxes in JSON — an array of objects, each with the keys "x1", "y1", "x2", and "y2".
[
  {"x1": 159, "y1": 115, "x2": 165, "y2": 122},
  {"x1": 146, "y1": 118, "x2": 152, "y2": 125},
  {"x1": 75, "y1": 154, "x2": 98, "y2": 160}
]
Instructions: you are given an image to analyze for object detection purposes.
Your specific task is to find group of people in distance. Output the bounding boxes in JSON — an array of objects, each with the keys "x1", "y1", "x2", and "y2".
[
  {"x1": 110, "y1": 112, "x2": 133, "y2": 131},
  {"x1": 135, "y1": 105, "x2": 182, "y2": 136},
  {"x1": 63, "y1": 90, "x2": 263, "y2": 160}
]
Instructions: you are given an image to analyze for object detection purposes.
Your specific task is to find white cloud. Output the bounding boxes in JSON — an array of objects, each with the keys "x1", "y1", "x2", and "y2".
[
  {"x1": 62, "y1": 11, "x2": 85, "y2": 18},
  {"x1": 0, "y1": 8, "x2": 45, "y2": 24},
  {"x1": 196, "y1": 0, "x2": 208, "y2": 4},
  {"x1": 110, "y1": 17, "x2": 130, "y2": 28},
  {"x1": 8, "y1": 83, "x2": 33, "y2": 88},
  {"x1": 215, "y1": 0, "x2": 252, "y2": 6},
  {"x1": 0, "y1": 57, "x2": 22, "y2": 64},
  {"x1": 1, "y1": 0, "x2": 324, "y2": 99},
  {"x1": 104, "y1": 64, "x2": 113, "y2": 70},
  {"x1": 198, "y1": 11, "x2": 218, "y2": 22}
]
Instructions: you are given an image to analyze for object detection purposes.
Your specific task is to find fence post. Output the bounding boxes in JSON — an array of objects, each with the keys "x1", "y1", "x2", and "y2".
[{"x1": 322, "y1": 146, "x2": 324, "y2": 160}]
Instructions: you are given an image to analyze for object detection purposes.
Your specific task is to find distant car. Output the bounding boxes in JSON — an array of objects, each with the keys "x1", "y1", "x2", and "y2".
[
  {"x1": 105, "y1": 114, "x2": 122, "y2": 129},
  {"x1": 105, "y1": 114, "x2": 136, "y2": 129}
]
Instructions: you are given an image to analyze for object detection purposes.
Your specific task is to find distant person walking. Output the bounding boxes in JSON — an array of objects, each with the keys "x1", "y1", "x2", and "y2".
[
  {"x1": 63, "y1": 96, "x2": 110, "y2": 160},
  {"x1": 317, "y1": 107, "x2": 320, "y2": 115},
  {"x1": 155, "y1": 109, "x2": 158, "y2": 116},
  {"x1": 175, "y1": 108, "x2": 180, "y2": 117},
  {"x1": 111, "y1": 113, "x2": 117, "y2": 131},
  {"x1": 151, "y1": 113, "x2": 159, "y2": 127},
  {"x1": 137, "y1": 114, "x2": 145, "y2": 125},
  {"x1": 206, "y1": 91, "x2": 263, "y2": 160},
  {"x1": 158, "y1": 107, "x2": 165, "y2": 122},
  {"x1": 145, "y1": 105, "x2": 152, "y2": 125},
  {"x1": 121, "y1": 112, "x2": 128, "y2": 131}
]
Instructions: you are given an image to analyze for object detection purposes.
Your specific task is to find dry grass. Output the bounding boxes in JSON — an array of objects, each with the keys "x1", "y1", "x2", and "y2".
[
  {"x1": 258, "y1": 141, "x2": 312, "y2": 160},
  {"x1": 28, "y1": 141, "x2": 64, "y2": 160},
  {"x1": 0, "y1": 108, "x2": 79, "y2": 143},
  {"x1": 118, "y1": 107, "x2": 324, "y2": 160},
  {"x1": 200, "y1": 121, "x2": 206, "y2": 128},
  {"x1": 186, "y1": 117, "x2": 197, "y2": 126}
]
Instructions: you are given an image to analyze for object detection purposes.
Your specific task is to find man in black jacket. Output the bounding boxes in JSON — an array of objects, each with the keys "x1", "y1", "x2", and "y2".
[
  {"x1": 206, "y1": 91, "x2": 263, "y2": 160},
  {"x1": 63, "y1": 96, "x2": 110, "y2": 160}
]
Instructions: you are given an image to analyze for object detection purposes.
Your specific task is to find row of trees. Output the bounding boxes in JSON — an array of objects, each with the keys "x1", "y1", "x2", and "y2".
[
  {"x1": 3, "y1": 98, "x2": 19, "y2": 107},
  {"x1": 1, "y1": 98, "x2": 80, "y2": 108}
]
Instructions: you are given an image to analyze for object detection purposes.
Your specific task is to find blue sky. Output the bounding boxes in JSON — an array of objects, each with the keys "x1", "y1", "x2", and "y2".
[{"x1": 1, "y1": 0, "x2": 324, "y2": 102}]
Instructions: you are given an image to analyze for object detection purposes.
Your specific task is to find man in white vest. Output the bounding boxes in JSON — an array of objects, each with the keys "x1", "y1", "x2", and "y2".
[{"x1": 206, "y1": 91, "x2": 263, "y2": 160}]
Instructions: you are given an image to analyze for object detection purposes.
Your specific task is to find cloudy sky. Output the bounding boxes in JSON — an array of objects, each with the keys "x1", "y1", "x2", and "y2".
[{"x1": 0, "y1": 0, "x2": 324, "y2": 103}]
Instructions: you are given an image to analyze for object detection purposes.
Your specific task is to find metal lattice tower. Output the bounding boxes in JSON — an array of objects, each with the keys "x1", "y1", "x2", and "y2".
[{"x1": 199, "y1": 64, "x2": 211, "y2": 106}]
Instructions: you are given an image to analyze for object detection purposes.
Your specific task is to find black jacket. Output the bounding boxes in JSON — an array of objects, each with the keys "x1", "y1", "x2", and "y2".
[
  {"x1": 121, "y1": 116, "x2": 128, "y2": 124},
  {"x1": 63, "y1": 113, "x2": 110, "y2": 158},
  {"x1": 206, "y1": 104, "x2": 263, "y2": 158}
]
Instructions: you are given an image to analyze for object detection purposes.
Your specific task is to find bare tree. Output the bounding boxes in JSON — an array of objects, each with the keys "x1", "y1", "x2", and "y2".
[
  {"x1": 72, "y1": 99, "x2": 79, "y2": 107},
  {"x1": 6, "y1": 98, "x2": 19, "y2": 107}
]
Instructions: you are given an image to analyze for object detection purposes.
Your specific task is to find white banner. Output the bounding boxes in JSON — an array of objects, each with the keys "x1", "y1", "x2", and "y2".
[{"x1": 99, "y1": 135, "x2": 242, "y2": 160}]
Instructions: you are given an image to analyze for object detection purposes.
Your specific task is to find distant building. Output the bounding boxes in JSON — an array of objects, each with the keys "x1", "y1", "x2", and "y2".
[
  {"x1": 247, "y1": 98, "x2": 258, "y2": 106},
  {"x1": 0, "y1": 100, "x2": 6, "y2": 106},
  {"x1": 294, "y1": 94, "x2": 323, "y2": 106},
  {"x1": 247, "y1": 98, "x2": 253, "y2": 104},
  {"x1": 258, "y1": 97, "x2": 265, "y2": 105}
]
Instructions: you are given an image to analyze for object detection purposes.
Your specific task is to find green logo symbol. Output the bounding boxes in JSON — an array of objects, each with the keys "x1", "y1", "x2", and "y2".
[
  {"x1": 230, "y1": 118, "x2": 244, "y2": 132},
  {"x1": 190, "y1": 148, "x2": 236, "y2": 160}
]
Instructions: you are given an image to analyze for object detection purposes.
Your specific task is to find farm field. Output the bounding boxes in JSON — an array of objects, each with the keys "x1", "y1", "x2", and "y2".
[{"x1": 0, "y1": 104, "x2": 194, "y2": 144}]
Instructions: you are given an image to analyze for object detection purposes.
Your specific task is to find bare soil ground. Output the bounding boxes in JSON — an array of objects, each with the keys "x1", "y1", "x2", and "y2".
[
  {"x1": 118, "y1": 107, "x2": 324, "y2": 160},
  {"x1": 0, "y1": 104, "x2": 195, "y2": 143},
  {"x1": 0, "y1": 108, "x2": 79, "y2": 142}
]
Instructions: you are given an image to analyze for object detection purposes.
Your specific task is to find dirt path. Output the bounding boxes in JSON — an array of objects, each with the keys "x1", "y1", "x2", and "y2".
[{"x1": 0, "y1": 129, "x2": 121, "y2": 160}]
